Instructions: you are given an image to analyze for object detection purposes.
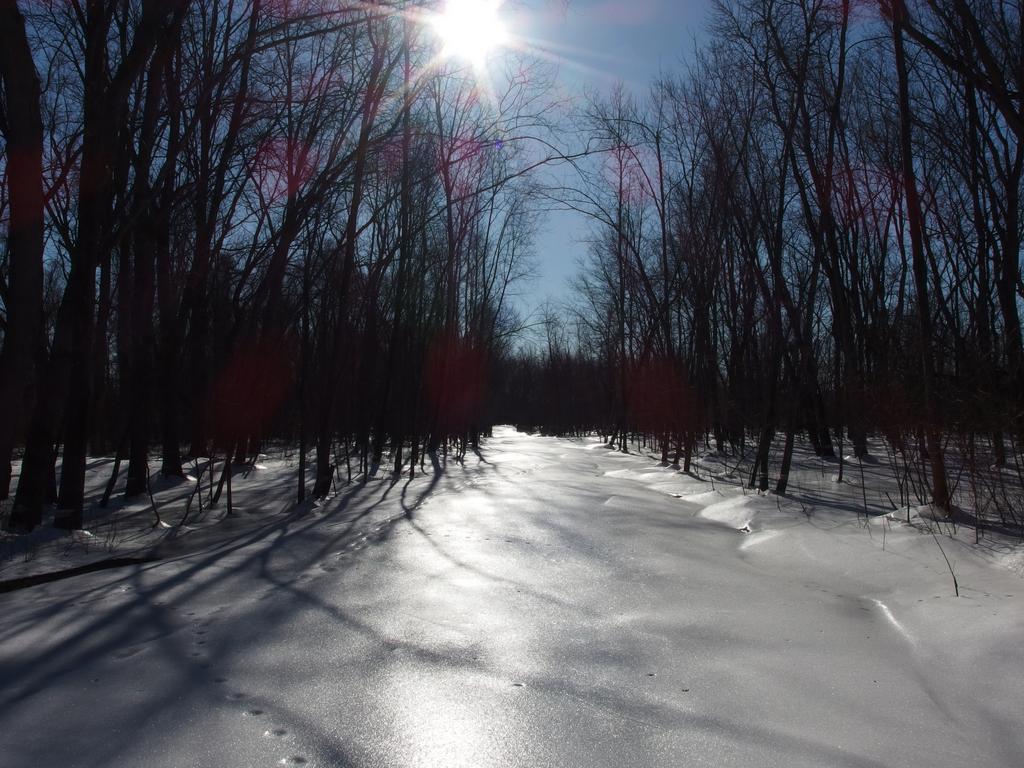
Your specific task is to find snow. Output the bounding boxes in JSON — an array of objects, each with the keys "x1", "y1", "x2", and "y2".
[
  {"x1": 697, "y1": 495, "x2": 756, "y2": 530},
  {"x1": 1, "y1": 428, "x2": 1023, "y2": 767},
  {"x1": 0, "y1": 457, "x2": 300, "y2": 585}
]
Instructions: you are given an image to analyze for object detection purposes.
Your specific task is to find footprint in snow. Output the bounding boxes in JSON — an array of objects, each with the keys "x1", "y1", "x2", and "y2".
[
  {"x1": 113, "y1": 647, "x2": 144, "y2": 660},
  {"x1": 264, "y1": 728, "x2": 289, "y2": 739},
  {"x1": 279, "y1": 756, "x2": 307, "y2": 765}
]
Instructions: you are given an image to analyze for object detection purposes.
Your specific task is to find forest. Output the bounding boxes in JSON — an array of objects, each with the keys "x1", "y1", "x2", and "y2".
[
  {"x1": 1, "y1": 0, "x2": 1022, "y2": 535},
  {"x1": 502, "y1": 0, "x2": 1024, "y2": 525}
]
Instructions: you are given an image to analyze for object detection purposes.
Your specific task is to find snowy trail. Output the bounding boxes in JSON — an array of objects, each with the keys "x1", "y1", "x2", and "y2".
[{"x1": 2, "y1": 428, "x2": 1023, "y2": 767}]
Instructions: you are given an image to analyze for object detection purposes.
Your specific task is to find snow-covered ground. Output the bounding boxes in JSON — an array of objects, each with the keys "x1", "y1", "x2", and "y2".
[
  {"x1": 0, "y1": 453, "x2": 307, "y2": 585},
  {"x1": 2, "y1": 428, "x2": 1023, "y2": 767}
]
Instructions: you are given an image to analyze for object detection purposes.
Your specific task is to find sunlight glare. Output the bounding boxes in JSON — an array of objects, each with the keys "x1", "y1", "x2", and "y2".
[{"x1": 431, "y1": 0, "x2": 509, "y2": 67}]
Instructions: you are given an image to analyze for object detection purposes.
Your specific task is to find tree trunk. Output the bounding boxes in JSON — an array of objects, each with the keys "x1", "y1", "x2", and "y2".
[
  {"x1": 893, "y1": 2, "x2": 950, "y2": 510},
  {"x1": 0, "y1": 0, "x2": 46, "y2": 505}
]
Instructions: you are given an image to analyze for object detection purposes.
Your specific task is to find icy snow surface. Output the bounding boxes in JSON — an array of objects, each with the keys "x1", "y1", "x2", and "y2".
[{"x1": 2, "y1": 427, "x2": 1023, "y2": 767}]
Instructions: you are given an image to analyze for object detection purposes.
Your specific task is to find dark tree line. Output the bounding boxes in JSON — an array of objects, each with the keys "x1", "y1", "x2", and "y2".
[
  {"x1": 0, "y1": 0, "x2": 552, "y2": 532},
  {"x1": 507, "y1": 0, "x2": 1023, "y2": 514}
]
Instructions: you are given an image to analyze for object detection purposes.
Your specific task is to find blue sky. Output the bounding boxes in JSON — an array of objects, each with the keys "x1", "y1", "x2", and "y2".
[{"x1": 507, "y1": 0, "x2": 710, "y2": 318}]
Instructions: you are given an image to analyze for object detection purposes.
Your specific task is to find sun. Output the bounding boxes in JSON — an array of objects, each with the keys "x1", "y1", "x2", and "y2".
[{"x1": 430, "y1": 0, "x2": 509, "y2": 67}]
